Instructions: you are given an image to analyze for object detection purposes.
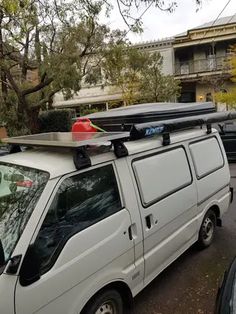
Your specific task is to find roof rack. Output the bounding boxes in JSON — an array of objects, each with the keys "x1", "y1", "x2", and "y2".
[
  {"x1": 2, "y1": 132, "x2": 129, "y2": 170},
  {"x1": 2, "y1": 111, "x2": 236, "y2": 170}
]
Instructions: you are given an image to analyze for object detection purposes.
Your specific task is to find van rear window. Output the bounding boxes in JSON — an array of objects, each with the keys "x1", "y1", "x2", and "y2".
[
  {"x1": 189, "y1": 137, "x2": 224, "y2": 179},
  {"x1": 133, "y1": 147, "x2": 192, "y2": 206}
]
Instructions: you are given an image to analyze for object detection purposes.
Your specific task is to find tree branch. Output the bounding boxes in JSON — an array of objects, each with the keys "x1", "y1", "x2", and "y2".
[
  {"x1": 22, "y1": 77, "x2": 54, "y2": 96},
  {"x1": 22, "y1": 30, "x2": 30, "y2": 80},
  {"x1": 79, "y1": 18, "x2": 96, "y2": 58},
  {"x1": 40, "y1": 71, "x2": 47, "y2": 82},
  {"x1": 38, "y1": 87, "x2": 61, "y2": 106},
  {"x1": 3, "y1": 68, "x2": 22, "y2": 96}
]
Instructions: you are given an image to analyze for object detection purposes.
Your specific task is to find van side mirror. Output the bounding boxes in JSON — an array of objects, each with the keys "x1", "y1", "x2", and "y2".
[{"x1": 19, "y1": 244, "x2": 41, "y2": 286}]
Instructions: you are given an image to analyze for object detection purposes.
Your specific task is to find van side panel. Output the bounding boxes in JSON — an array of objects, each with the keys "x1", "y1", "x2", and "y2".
[
  {"x1": 15, "y1": 210, "x2": 135, "y2": 314},
  {"x1": 189, "y1": 135, "x2": 230, "y2": 207},
  {"x1": 131, "y1": 146, "x2": 198, "y2": 286},
  {"x1": 0, "y1": 274, "x2": 16, "y2": 314}
]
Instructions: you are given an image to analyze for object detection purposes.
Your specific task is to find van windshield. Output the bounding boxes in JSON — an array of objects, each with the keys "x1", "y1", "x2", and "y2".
[{"x1": 0, "y1": 162, "x2": 49, "y2": 265}]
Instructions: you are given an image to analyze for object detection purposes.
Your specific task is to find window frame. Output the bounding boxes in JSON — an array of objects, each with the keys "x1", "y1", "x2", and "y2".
[
  {"x1": 30, "y1": 161, "x2": 124, "y2": 275},
  {"x1": 132, "y1": 145, "x2": 193, "y2": 208},
  {"x1": 189, "y1": 135, "x2": 225, "y2": 180}
]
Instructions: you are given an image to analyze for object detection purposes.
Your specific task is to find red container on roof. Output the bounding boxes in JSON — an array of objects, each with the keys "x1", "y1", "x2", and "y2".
[{"x1": 72, "y1": 118, "x2": 97, "y2": 133}]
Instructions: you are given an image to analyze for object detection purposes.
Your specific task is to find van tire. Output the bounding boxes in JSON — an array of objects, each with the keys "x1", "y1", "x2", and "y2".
[
  {"x1": 198, "y1": 209, "x2": 216, "y2": 249},
  {"x1": 83, "y1": 289, "x2": 123, "y2": 314}
]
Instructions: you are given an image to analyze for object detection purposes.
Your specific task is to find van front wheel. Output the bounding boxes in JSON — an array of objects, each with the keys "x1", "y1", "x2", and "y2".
[
  {"x1": 83, "y1": 289, "x2": 123, "y2": 314},
  {"x1": 198, "y1": 210, "x2": 216, "y2": 249}
]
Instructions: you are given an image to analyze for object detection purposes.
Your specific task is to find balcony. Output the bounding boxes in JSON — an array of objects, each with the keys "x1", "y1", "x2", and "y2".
[{"x1": 175, "y1": 56, "x2": 230, "y2": 77}]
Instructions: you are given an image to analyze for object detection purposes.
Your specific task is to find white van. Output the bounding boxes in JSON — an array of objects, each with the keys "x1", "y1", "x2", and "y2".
[{"x1": 0, "y1": 126, "x2": 232, "y2": 314}]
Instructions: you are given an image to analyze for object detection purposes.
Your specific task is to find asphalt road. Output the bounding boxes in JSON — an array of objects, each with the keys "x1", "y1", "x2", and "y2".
[{"x1": 133, "y1": 164, "x2": 236, "y2": 314}]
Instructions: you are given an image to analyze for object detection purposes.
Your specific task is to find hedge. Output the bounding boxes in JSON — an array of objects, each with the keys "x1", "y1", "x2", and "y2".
[{"x1": 38, "y1": 109, "x2": 76, "y2": 133}]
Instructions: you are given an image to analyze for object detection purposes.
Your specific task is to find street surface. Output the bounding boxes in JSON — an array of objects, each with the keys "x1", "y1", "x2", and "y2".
[{"x1": 133, "y1": 164, "x2": 236, "y2": 314}]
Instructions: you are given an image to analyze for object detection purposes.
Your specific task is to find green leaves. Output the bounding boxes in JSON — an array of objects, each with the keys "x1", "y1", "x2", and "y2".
[
  {"x1": 103, "y1": 45, "x2": 148, "y2": 105},
  {"x1": 1, "y1": 0, "x2": 28, "y2": 14},
  {"x1": 103, "y1": 47, "x2": 181, "y2": 105},
  {"x1": 215, "y1": 45, "x2": 236, "y2": 108},
  {"x1": 139, "y1": 52, "x2": 181, "y2": 102},
  {"x1": 0, "y1": 0, "x2": 118, "y2": 132}
]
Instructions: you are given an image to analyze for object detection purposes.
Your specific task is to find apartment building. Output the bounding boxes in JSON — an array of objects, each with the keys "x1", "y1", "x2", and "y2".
[{"x1": 174, "y1": 15, "x2": 236, "y2": 103}]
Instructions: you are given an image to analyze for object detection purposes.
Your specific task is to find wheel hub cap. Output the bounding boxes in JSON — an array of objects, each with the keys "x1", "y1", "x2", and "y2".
[
  {"x1": 95, "y1": 302, "x2": 116, "y2": 314},
  {"x1": 203, "y1": 217, "x2": 214, "y2": 241}
]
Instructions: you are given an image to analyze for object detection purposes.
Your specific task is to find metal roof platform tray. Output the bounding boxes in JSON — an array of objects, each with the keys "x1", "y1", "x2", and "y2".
[{"x1": 3, "y1": 132, "x2": 129, "y2": 148}]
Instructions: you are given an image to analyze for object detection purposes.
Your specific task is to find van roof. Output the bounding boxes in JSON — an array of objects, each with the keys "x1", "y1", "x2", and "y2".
[{"x1": 0, "y1": 128, "x2": 216, "y2": 179}]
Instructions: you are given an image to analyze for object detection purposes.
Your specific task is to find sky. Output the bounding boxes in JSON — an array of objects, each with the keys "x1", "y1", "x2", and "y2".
[{"x1": 106, "y1": 0, "x2": 236, "y2": 43}]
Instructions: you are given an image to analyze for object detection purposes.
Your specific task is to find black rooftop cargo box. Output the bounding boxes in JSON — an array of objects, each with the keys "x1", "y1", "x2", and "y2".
[{"x1": 85, "y1": 102, "x2": 216, "y2": 131}]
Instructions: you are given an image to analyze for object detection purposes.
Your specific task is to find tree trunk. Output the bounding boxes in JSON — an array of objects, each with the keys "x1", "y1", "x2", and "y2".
[
  {"x1": 25, "y1": 106, "x2": 40, "y2": 134},
  {"x1": 17, "y1": 96, "x2": 40, "y2": 134},
  {"x1": 21, "y1": 31, "x2": 30, "y2": 81}
]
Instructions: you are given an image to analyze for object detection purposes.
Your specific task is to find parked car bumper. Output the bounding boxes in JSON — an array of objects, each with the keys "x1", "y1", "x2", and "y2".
[{"x1": 215, "y1": 256, "x2": 236, "y2": 314}]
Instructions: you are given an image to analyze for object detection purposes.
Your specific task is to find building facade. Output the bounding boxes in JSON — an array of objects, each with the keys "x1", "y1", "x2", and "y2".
[
  {"x1": 53, "y1": 37, "x2": 174, "y2": 111},
  {"x1": 173, "y1": 15, "x2": 236, "y2": 103},
  {"x1": 133, "y1": 37, "x2": 174, "y2": 75},
  {"x1": 53, "y1": 15, "x2": 236, "y2": 110}
]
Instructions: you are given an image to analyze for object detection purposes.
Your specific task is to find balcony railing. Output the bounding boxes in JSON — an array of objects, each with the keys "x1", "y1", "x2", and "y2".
[{"x1": 175, "y1": 56, "x2": 230, "y2": 76}]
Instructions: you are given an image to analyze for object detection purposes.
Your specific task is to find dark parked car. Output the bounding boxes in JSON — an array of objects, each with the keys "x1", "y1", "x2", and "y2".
[
  {"x1": 215, "y1": 256, "x2": 236, "y2": 313},
  {"x1": 216, "y1": 121, "x2": 236, "y2": 162}
]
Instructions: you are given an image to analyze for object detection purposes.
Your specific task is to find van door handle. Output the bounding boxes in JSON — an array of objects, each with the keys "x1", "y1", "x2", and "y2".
[
  {"x1": 128, "y1": 223, "x2": 137, "y2": 240},
  {"x1": 145, "y1": 214, "x2": 154, "y2": 230}
]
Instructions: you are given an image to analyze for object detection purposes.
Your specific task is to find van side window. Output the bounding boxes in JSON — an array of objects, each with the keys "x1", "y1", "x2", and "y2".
[
  {"x1": 133, "y1": 147, "x2": 192, "y2": 206},
  {"x1": 34, "y1": 164, "x2": 122, "y2": 273},
  {"x1": 189, "y1": 137, "x2": 224, "y2": 179}
]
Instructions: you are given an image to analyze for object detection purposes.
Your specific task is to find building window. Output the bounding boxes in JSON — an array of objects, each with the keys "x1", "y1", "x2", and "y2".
[{"x1": 206, "y1": 92, "x2": 213, "y2": 102}]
